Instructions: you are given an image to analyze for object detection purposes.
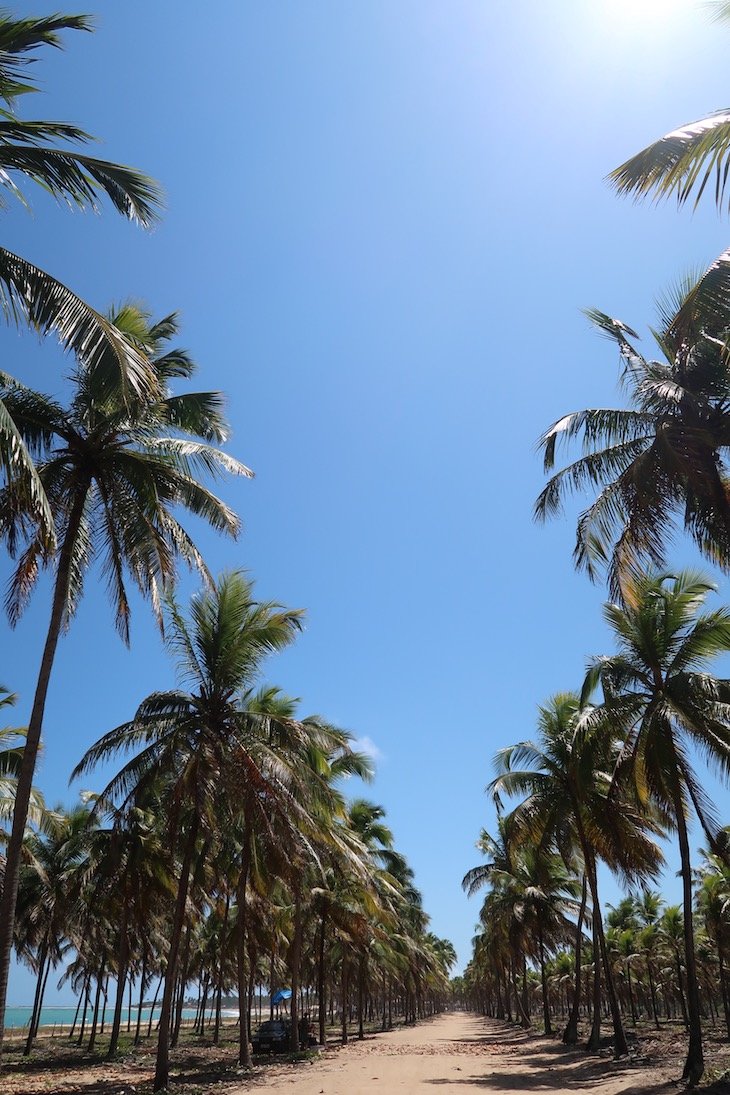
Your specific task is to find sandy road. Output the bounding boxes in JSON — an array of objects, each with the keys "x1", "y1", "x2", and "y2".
[{"x1": 240, "y1": 1011, "x2": 677, "y2": 1094}]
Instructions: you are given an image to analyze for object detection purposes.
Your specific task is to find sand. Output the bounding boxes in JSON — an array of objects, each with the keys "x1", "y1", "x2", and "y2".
[{"x1": 239, "y1": 1011, "x2": 699, "y2": 1095}]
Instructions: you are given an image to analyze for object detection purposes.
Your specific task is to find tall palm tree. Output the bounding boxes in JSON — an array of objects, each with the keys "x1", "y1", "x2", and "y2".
[
  {"x1": 0, "y1": 14, "x2": 163, "y2": 524},
  {"x1": 536, "y1": 267, "x2": 730, "y2": 596},
  {"x1": 583, "y1": 570, "x2": 730, "y2": 1083},
  {"x1": 0, "y1": 308, "x2": 249, "y2": 1052},
  {"x1": 72, "y1": 572, "x2": 306, "y2": 1091}
]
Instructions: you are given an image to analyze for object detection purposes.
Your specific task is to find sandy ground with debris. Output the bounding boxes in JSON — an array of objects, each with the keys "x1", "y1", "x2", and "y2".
[{"x1": 242, "y1": 1011, "x2": 701, "y2": 1094}]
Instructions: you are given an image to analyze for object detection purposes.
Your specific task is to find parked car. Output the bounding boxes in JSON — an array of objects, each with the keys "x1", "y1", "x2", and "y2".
[{"x1": 251, "y1": 1017, "x2": 317, "y2": 1054}]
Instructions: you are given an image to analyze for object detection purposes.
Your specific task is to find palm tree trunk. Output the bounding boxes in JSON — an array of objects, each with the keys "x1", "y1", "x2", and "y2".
[
  {"x1": 69, "y1": 982, "x2": 85, "y2": 1039},
  {"x1": 77, "y1": 976, "x2": 91, "y2": 1046},
  {"x1": 510, "y1": 954, "x2": 530, "y2": 1028},
  {"x1": 357, "y1": 954, "x2": 365, "y2": 1040},
  {"x1": 147, "y1": 975, "x2": 163, "y2": 1040},
  {"x1": 317, "y1": 903, "x2": 327, "y2": 1046},
  {"x1": 153, "y1": 812, "x2": 199, "y2": 1092},
  {"x1": 0, "y1": 487, "x2": 88, "y2": 1057},
  {"x1": 24, "y1": 942, "x2": 48, "y2": 1056},
  {"x1": 171, "y1": 924, "x2": 192, "y2": 1047},
  {"x1": 88, "y1": 955, "x2": 107, "y2": 1052},
  {"x1": 135, "y1": 949, "x2": 147, "y2": 1044},
  {"x1": 214, "y1": 890, "x2": 230, "y2": 1046},
  {"x1": 626, "y1": 960, "x2": 636, "y2": 1025},
  {"x1": 108, "y1": 897, "x2": 130, "y2": 1057},
  {"x1": 581, "y1": 832, "x2": 627, "y2": 1055},
  {"x1": 538, "y1": 923, "x2": 552, "y2": 1035},
  {"x1": 672, "y1": 779, "x2": 704, "y2": 1085},
  {"x1": 289, "y1": 878, "x2": 303, "y2": 1052},
  {"x1": 236, "y1": 820, "x2": 252, "y2": 1067},
  {"x1": 646, "y1": 961, "x2": 660, "y2": 1030},
  {"x1": 563, "y1": 873, "x2": 587, "y2": 1044},
  {"x1": 341, "y1": 960, "x2": 349, "y2": 1044},
  {"x1": 718, "y1": 938, "x2": 730, "y2": 1040}
]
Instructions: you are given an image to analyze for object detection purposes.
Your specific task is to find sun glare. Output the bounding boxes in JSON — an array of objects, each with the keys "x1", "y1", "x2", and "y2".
[{"x1": 606, "y1": 0, "x2": 690, "y2": 18}]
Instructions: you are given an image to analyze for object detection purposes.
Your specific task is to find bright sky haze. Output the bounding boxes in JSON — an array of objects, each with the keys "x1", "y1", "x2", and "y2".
[{"x1": 6, "y1": 0, "x2": 730, "y2": 1003}]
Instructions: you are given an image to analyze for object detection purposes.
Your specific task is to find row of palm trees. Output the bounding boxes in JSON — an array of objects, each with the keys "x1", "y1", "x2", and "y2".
[
  {"x1": 3, "y1": 577, "x2": 454, "y2": 1089},
  {"x1": 464, "y1": 571, "x2": 730, "y2": 1084},
  {"x1": 466, "y1": 4, "x2": 730, "y2": 1086},
  {"x1": 460, "y1": 869, "x2": 730, "y2": 1034},
  {"x1": 0, "y1": 11, "x2": 454, "y2": 1093}
]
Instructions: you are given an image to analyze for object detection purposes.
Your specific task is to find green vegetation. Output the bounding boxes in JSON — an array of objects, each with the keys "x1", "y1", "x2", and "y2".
[
  {"x1": 465, "y1": 6, "x2": 730, "y2": 1087},
  {"x1": 0, "y1": 12, "x2": 455, "y2": 1095}
]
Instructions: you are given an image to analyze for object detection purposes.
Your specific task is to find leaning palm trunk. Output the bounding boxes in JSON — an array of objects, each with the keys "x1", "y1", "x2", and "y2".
[
  {"x1": 672, "y1": 779, "x2": 704, "y2": 1084},
  {"x1": 0, "y1": 486, "x2": 88, "y2": 1055},
  {"x1": 563, "y1": 873, "x2": 587, "y2": 1044}
]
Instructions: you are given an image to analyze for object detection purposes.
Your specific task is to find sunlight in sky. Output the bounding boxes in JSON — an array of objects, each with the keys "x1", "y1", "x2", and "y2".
[{"x1": 606, "y1": 0, "x2": 692, "y2": 20}]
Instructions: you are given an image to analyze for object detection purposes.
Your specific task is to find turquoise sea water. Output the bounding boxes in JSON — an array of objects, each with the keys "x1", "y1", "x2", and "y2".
[{"x1": 3, "y1": 1005, "x2": 206, "y2": 1031}]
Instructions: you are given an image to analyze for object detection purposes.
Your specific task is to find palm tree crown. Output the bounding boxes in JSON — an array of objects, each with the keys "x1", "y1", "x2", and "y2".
[{"x1": 537, "y1": 263, "x2": 730, "y2": 595}]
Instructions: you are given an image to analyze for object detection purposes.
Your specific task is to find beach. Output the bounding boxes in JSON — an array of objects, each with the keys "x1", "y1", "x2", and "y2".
[{"x1": 6, "y1": 1011, "x2": 730, "y2": 1095}]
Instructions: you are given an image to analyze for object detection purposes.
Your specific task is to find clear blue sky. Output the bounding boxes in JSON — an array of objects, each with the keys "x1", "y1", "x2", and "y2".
[{"x1": 5, "y1": 0, "x2": 730, "y2": 1004}]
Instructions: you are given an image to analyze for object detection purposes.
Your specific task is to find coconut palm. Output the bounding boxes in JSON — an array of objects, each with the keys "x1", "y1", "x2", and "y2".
[
  {"x1": 0, "y1": 308, "x2": 249, "y2": 1053},
  {"x1": 14, "y1": 805, "x2": 89, "y2": 1054},
  {"x1": 583, "y1": 570, "x2": 730, "y2": 1083},
  {"x1": 609, "y1": 4, "x2": 730, "y2": 216},
  {"x1": 536, "y1": 262, "x2": 730, "y2": 596},
  {"x1": 0, "y1": 687, "x2": 47, "y2": 864},
  {"x1": 72, "y1": 572, "x2": 308, "y2": 1090},
  {"x1": 489, "y1": 692, "x2": 664, "y2": 1053},
  {"x1": 0, "y1": 14, "x2": 163, "y2": 529}
]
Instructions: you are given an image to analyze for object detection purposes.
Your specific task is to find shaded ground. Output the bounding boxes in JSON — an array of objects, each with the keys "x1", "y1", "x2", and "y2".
[{"x1": 3, "y1": 1012, "x2": 730, "y2": 1094}]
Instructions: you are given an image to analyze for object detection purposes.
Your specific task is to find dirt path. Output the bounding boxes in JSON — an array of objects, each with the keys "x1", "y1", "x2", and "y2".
[{"x1": 240, "y1": 1012, "x2": 688, "y2": 1094}]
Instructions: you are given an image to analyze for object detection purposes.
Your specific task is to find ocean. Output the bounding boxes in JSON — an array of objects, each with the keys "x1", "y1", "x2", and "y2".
[{"x1": 2, "y1": 1005, "x2": 218, "y2": 1032}]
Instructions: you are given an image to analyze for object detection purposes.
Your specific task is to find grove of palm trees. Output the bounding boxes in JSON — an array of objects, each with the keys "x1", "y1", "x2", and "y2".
[
  {"x1": 0, "y1": 10, "x2": 454, "y2": 1095},
  {"x1": 462, "y1": 2, "x2": 730, "y2": 1088},
  {"x1": 7, "y1": 4, "x2": 730, "y2": 1095}
]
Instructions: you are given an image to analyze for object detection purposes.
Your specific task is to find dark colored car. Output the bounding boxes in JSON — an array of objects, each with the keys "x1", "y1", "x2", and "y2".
[
  {"x1": 251, "y1": 1018, "x2": 316, "y2": 1054},
  {"x1": 252, "y1": 1019, "x2": 291, "y2": 1053}
]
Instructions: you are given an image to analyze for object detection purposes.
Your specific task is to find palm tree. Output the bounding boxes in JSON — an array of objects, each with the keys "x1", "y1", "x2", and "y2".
[
  {"x1": 14, "y1": 805, "x2": 89, "y2": 1054},
  {"x1": 0, "y1": 14, "x2": 163, "y2": 525},
  {"x1": 72, "y1": 572, "x2": 306, "y2": 1091},
  {"x1": 0, "y1": 308, "x2": 249, "y2": 1053},
  {"x1": 609, "y1": 4, "x2": 730, "y2": 216},
  {"x1": 536, "y1": 267, "x2": 730, "y2": 596},
  {"x1": 696, "y1": 844, "x2": 730, "y2": 1037},
  {"x1": 489, "y1": 692, "x2": 664, "y2": 1053},
  {"x1": 0, "y1": 687, "x2": 48, "y2": 867},
  {"x1": 583, "y1": 570, "x2": 730, "y2": 1083}
]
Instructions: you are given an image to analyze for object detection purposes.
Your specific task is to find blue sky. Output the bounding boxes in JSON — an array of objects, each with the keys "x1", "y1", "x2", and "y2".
[{"x1": 6, "y1": 0, "x2": 730, "y2": 1003}]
